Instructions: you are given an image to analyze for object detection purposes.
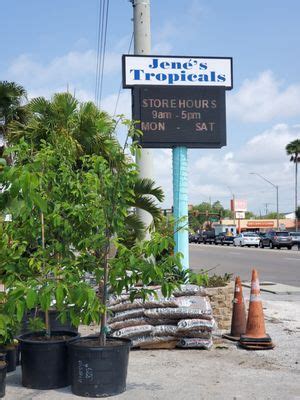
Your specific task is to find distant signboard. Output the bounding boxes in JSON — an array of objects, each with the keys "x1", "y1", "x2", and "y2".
[
  {"x1": 132, "y1": 86, "x2": 226, "y2": 148},
  {"x1": 123, "y1": 55, "x2": 233, "y2": 89},
  {"x1": 247, "y1": 221, "x2": 274, "y2": 228},
  {"x1": 235, "y1": 211, "x2": 245, "y2": 219},
  {"x1": 231, "y1": 199, "x2": 247, "y2": 212}
]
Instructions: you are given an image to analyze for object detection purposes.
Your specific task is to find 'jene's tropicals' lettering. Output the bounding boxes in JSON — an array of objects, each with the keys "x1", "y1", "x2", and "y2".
[{"x1": 129, "y1": 58, "x2": 226, "y2": 85}]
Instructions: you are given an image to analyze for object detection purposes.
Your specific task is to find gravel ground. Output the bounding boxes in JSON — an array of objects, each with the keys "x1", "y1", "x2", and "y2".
[{"x1": 5, "y1": 291, "x2": 300, "y2": 400}]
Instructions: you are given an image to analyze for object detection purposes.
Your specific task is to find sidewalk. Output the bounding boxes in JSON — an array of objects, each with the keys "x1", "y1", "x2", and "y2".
[{"x1": 5, "y1": 291, "x2": 300, "y2": 400}]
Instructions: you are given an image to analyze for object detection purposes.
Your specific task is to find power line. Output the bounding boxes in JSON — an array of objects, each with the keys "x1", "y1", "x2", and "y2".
[
  {"x1": 95, "y1": 0, "x2": 110, "y2": 109},
  {"x1": 113, "y1": 32, "x2": 134, "y2": 118}
]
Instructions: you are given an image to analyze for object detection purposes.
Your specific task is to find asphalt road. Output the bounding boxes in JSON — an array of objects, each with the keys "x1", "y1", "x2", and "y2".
[{"x1": 189, "y1": 243, "x2": 300, "y2": 287}]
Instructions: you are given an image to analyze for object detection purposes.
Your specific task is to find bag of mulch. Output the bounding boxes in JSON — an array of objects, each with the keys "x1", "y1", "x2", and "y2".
[
  {"x1": 177, "y1": 318, "x2": 216, "y2": 332},
  {"x1": 173, "y1": 285, "x2": 207, "y2": 297},
  {"x1": 152, "y1": 325, "x2": 178, "y2": 337},
  {"x1": 131, "y1": 335, "x2": 176, "y2": 348},
  {"x1": 176, "y1": 330, "x2": 212, "y2": 339},
  {"x1": 145, "y1": 307, "x2": 212, "y2": 320},
  {"x1": 111, "y1": 324, "x2": 153, "y2": 339},
  {"x1": 174, "y1": 296, "x2": 212, "y2": 311},
  {"x1": 109, "y1": 308, "x2": 145, "y2": 323},
  {"x1": 109, "y1": 299, "x2": 145, "y2": 313},
  {"x1": 145, "y1": 318, "x2": 177, "y2": 326},
  {"x1": 109, "y1": 317, "x2": 148, "y2": 331},
  {"x1": 109, "y1": 294, "x2": 131, "y2": 306},
  {"x1": 177, "y1": 338, "x2": 213, "y2": 349}
]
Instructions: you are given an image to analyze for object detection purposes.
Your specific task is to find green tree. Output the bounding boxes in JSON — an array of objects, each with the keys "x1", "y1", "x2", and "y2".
[
  {"x1": 188, "y1": 201, "x2": 231, "y2": 231},
  {"x1": 286, "y1": 139, "x2": 300, "y2": 230},
  {"x1": 0, "y1": 81, "x2": 28, "y2": 160},
  {"x1": 7, "y1": 92, "x2": 164, "y2": 241},
  {"x1": 0, "y1": 93, "x2": 184, "y2": 347}
]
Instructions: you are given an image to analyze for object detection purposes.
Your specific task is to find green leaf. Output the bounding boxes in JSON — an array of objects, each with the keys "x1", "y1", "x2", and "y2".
[
  {"x1": 16, "y1": 300, "x2": 25, "y2": 322},
  {"x1": 55, "y1": 285, "x2": 64, "y2": 308},
  {"x1": 31, "y1": 193, "x2": 47, "y2": 212},
  {"x1": 40, "y1": 292, "x2": 51, "y2": 312},
  {"x1": 26, "y1": 289, "x2": 38, "y2": 309}
]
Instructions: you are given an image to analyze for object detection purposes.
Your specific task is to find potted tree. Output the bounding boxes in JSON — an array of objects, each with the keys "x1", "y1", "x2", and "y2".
[
  {"x1": 0, "y1": 93, "x2": 185, "y2": 396},
  {"x1": 66, "y1": 158, "x2": 184, "y2": 397},
  {"x1": 0, "y1": 302, "x2": 18, "y2": 373},
  {"x1": 0, "y1": 136, "x2": 100, "y2": 389}
]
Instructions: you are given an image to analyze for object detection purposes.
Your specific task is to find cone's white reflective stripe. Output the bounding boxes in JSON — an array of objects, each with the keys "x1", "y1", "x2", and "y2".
[
  {"x1": 250, "y1": 293, "x2": 262, "y2": 302},
  {"x1": 251, "y1": 280, "x2": 260, "y2": 290},
  {"x1": 235, "y1": 287, "x2": 240, "y2": 292}
]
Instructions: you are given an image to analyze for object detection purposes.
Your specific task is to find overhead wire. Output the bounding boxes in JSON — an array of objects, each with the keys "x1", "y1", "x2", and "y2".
[
  {"x1": 113, "y1": 32, "x2": 134, "y2": 118},
  {"x1": 94, "y1": 0, "x2": 103, "y2": 105},
  {"x1": 98, "y1": 0, "x2": 109, "y2": 109},
  {"x1": 95, "y1": 0, "x2": 110, "y2": 109}
]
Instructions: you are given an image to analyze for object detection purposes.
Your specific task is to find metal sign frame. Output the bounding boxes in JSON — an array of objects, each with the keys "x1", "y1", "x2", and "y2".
[
  {"x1": 123, "y1": 54, "x2": 233, "y2": 89},
  {"x1": 132, "y1": 85, "x2": 226, "y2": 148}
]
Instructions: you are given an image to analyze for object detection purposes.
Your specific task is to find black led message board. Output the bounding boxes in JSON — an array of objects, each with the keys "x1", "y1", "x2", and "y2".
[{"x1": 132, "y1": 86, "x2": 226, "y2": 148}]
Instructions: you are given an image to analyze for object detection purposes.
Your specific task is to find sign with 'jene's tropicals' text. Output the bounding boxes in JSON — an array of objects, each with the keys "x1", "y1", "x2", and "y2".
[{"x1": 123, "y1": 55, "x2": 233, "y2": 89}]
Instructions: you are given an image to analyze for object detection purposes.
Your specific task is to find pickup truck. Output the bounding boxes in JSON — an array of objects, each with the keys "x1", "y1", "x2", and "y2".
[
  {"x1": 202, "y1": 230, "x2": 216, "y2": 244},
  {"x1": 214, "y1": 233, "x2": 235, "y2": 246}
]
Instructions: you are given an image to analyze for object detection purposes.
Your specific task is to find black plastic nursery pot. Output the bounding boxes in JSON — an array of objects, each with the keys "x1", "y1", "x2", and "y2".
[
  {"x1": 18, "y1": 330, "x2": 80, "y2": 390},
  {"x1": 68, "y1": 336, "x2": 131, "y2": 398},
  {"x1": 0, "y1": 354, "x2": 6, "y2": 398},
  {"x1": 21, "y1": 309, "x2": 78, "y2": 334},
  {"x1": 0, "y1": 345, "x2": 17, "y2": 373}
]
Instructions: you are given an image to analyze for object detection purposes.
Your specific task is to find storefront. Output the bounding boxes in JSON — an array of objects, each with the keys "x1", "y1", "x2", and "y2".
[{"x1": 216, "y1": 218, "x2": 296, "y2": 232}]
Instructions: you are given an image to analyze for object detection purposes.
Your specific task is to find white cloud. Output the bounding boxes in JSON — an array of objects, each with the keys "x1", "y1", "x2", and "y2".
[
  {"x1": 101, "y1": 91, "x2": 131, "y2": 118},
  {"x1": 154, "y1": 124, "x2": 299, "y2": 213},
  {"x1": 6, "y1": 48, "x2": 123, "y2": 103},
  {"x1": 228, "y1": 71, "x2": 300, "y2": 122}
]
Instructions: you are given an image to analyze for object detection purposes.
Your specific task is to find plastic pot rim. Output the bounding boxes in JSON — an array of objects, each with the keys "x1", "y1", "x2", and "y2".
[
  {"x1": 17, "y1": 330, "x2": 80, "y2": 345},
  {"x1": 69, "y1": 335, "x2": 132, "y2": 351}
]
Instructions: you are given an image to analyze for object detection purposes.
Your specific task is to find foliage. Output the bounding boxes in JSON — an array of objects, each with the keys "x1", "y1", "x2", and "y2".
[
  {"x1": 0, "y1": 92, "x2": 184, "y2": 346},
  {"x1": 201, "y1": 272, "x2": 233, "y2": 288},
  {"x1": 0, "y1": 138, "x2": 105, "y2": 334},
  {"x1": 286, "y1": 139, "x2": 300, "y2": 225},
  {"x1": 263, "y1": 212, "x2": 285, "y2": 219},
  {"x1": 110, "y1": 233, "x2": 184, "y2": 300},
  {"x1": 188, "y1": 201, "x2": 232, "y2": 231},
  {"x1": 6, "y1": 92, "x2": 164, "y2": 242},
  {"x1": 0, "y1": 81, "x2": 28, "y2": 133},
  {"x1": 0, "y1": 300, "x2": 19, "y2": 346},
  {"x1": 7, "y1": 93, "x2": 114, "y2": 162},
  {"x1": 286, "y1": 139, "x2": 300, "y2": 163}
]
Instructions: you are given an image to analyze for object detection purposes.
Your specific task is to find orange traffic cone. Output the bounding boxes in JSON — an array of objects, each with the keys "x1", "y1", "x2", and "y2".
[
  {"x1": 239, "y1": 269, "x2": 274, "y2": 350},
  {"x1": 223, "y1": 276, "x2": 247, "y2": 341}
]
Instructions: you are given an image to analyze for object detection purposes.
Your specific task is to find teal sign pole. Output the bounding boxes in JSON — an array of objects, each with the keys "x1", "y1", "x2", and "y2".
[{"x1": 173, "y1": 146, "x2": 189, "y2": 270}]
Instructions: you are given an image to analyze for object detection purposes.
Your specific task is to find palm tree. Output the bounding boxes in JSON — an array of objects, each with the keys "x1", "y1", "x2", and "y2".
[
  {"x1": 8, "y1": 92, "x2": 164, "y2": 242},
  {"x1": 0, "y1": 81, "x2": 28, "y2": 159},
  {"x1": 286, "y1": 139, "x2": 300, "y2": 231},
  {"x1": 124, "y1": 178, "x2": 164, "y2": 245},
  {"x1": 7, "y1": 93, "x2": 115, "y2": 160}
]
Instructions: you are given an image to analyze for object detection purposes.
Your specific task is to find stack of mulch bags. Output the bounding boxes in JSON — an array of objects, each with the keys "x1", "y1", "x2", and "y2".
[{"x1": 108, "y1": 285, "x2": 216, "y2": 350}]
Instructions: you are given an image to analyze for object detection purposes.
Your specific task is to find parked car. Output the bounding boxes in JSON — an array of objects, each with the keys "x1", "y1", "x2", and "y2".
[
  {"x1": 214, "y1": 233, "x2": 235, "y2": 246},
  {"x1": 259, "y1": 231, "x2": 293, "y2": 249},
  {"x1": 233, "y1": 232, "x2": 260, "y2": 247},
  {"x1": 189, "y1": 233, "x2": 197, "y2": 243},
  {"x1": 202, "y1": 230, "x2": 216, "y2": 244},
  {"x1": 189, "y1": 233, "x2": 203, "y2": 244},
  {"x1": 289, "y1": 232, "x2": 300, "y2": 246}
]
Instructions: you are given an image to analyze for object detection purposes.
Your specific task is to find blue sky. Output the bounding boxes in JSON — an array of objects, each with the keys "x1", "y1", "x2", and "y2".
[{"x1": 1, "y1": 0, "x2": 300, "y2": 214}]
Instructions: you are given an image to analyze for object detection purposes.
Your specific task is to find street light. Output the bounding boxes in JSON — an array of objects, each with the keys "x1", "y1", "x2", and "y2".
[{"x1": 249, "y1": 172, "x2": 279, "y2": 229}]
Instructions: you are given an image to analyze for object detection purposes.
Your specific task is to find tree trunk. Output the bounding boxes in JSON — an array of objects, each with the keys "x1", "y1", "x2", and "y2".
[{"x1": 99, "y1": 242, "x2": 109, "y2": 347}]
